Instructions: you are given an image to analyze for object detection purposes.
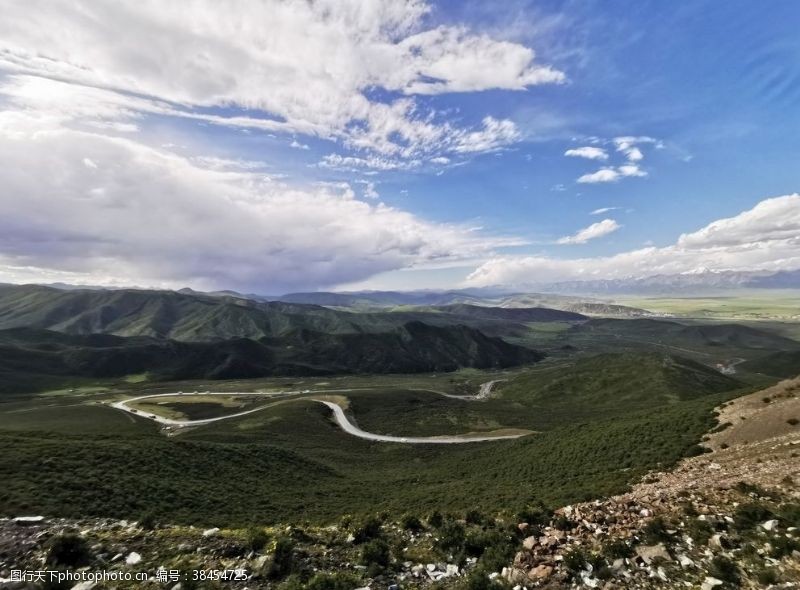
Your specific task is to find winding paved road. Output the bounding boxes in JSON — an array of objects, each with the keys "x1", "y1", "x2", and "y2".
[
  {"x1": 108, "y1": 386, "x2": 528, "y2": 444},
  {"x1": 316, "y1": 400, "x2": 526, "y2": 444}
]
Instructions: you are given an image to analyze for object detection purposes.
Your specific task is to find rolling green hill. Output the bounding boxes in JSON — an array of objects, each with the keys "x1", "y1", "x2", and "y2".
[
  {"x1": 0, "y1": 323, "x2": 543, "y2": 393},
  {"x1": 0, "y1": 363, "x2": 735, "y2": 525},
  {"x1": 563, "y1": 317, "x2": 800, "y2": 358},
  {"x1": 498, "y1": 352, "x2": 740, "y2": 410},
  {"x1": 739, "y1": 350, "x2": 800, "y2": 378},
  {"x1": 415, "y1": 303, "x2": 585, "y2": 322},
  {"x1": 341, "y1": 352, "x2": 744, "y2": 436}
]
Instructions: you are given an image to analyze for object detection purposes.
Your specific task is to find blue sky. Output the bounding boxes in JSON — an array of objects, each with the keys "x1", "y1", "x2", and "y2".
[{"x1": 0, "y1": 0, "x2": 798, "y2": 292}]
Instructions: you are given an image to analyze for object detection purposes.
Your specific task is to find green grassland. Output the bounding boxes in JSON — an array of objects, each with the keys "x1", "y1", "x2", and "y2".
[
  {"x1": 342, "y1": 352, "x2": 743, "y2": 436},
  {"x1": 554, "y1": 317, "x2": 800, "y2": 365},
  {"x1": 617, "y1": 291, "x2": 800, "y2": 321},
  {"x1": 130, "y1": 395, "x2": 273, "y2": 421},
  {"x1": 0, "y1": 351, "x2": 758, "y2": 526}
]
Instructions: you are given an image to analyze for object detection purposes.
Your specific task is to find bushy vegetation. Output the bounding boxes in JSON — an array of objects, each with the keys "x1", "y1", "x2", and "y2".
[
  {"x1": 601, "y1": 539, "x2": 634, "y2": 560},
  {"x1": 642, "y1": 516, "x2": 673, "y2": 544},
  {"x1": 352, "y1": 516, "x2": 383, "y2": 544},
  {"x1": 245, "y1": 526, "x2": 270, "y2": 551},
  {"x1": 46, "y1": 533, "x2": 91, "y2": 568},
  {"x1": 733, "y1": 502, "x2": 774, "y2": 532},
  {"x1": 267, "y1": 537, "x2": 295, "y2": 580},
  {"x1": 279, "y1": 572, "x2": 361, "y2": 590},
  {"x1": 360, "y1": 539, "x2": 390, "y2": 571},
  {"x1": 708, "y1": 555, "x2": 741, "y2": 586},
  {"x1": 400, "y1": 513, "x2": 423, "y2": 532},
  {"x1": 0, "y1": 382, "x2": 726, "y2": 525}
]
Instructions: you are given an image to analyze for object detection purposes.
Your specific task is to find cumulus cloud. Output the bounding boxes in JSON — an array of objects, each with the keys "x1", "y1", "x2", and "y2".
[
  {"x1": 577, "y1": 164, "x2": 646, "y2": 183},
  {"x1": 568, "y1": 136, "x2": 660, "y2": 184},
  {"x1": 564, "y1": 146, "x2": 608, "y2": 160},
  {"x1": 577, "y1": 167, "x2": 621, "y2": 184},
  {"x1": 556, "y1": 219, "x2": 620, "y2": 244},
  {"x1": 0, "y1": 0, "x2": 562, "y2": 160},
  {"x1": 676, "y1": 195, "x2": 800, "y2": 248},
  {"x1": 465, "y1": 194, "x2": 800, "y2": 286},
  {"x1": 0, "y1": 112, "x2": 521, "y2": 292},
  {"x1": 613, "y1": 136, "x2": 662, "y2": 161}
]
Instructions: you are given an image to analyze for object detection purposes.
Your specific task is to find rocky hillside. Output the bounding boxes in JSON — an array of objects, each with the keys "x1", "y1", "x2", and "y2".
[{"x1": 499, "y1": 377, "x2": 800, "y2": 589}]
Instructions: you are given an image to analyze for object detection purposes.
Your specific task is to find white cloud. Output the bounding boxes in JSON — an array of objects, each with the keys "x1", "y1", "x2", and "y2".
[
  {"x1": 618, "y1": 164, "x2": 646, "y2": 177},
  {"x1": 450, "y1": 117, "x2": 520, "y2": 154},
  {"x1": 556, "y1": 219, "x2": 620, "y2": 244},
  {"x1": 577, "y1": 164, "x2": 646, "y2": 183},
  {"x1": 577, "y1": 167, "x2": 621, "y2": 183},
  {"x1": 0, "y1": 112, "x2": 521, "y2": 292},
  {"x1": 613, "y1": 136, "x2": 662, "y2": 161},
  {"x1": 290, "y1": 140, "x2": 310, "y2": 150},
  {"x1": 465, "y1": 194, "x2": 800, "y2": 286},
  {"x1": 677, "y1": 195, "x2": 800, "y2": 248},
  {"x1": 0, "y1": 0, "x2": 562, "y2": 160},
  {"x1": 624, "y1": 146, "x2": 643, "y2": 161},
  {"x1": 570, "y1": 136, "x2": 661, "y2": 184},
  {"x1": 319, "y1": 153, "x2": 420, "y2": 171},
  {"x1": 590, "y1": 207, "x2": 619, "y2": 215},
  {"x1": 564, "y1": 146, "x2": 608, "y2": 161},
  {"x1": 356, "y1": 180, "x2": 380, "y2": 200}
]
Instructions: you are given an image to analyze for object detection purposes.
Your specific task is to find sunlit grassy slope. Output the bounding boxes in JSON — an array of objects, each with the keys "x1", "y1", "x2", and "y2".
[{"x1": 0, "y1": 352, "x2": 752, "y2": 525}]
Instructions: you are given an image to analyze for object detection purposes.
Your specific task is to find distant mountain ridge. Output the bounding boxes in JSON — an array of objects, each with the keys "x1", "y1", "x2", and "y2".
[
  {"x1": 0, "y1": 285, "x2": 554, "y2": 389},
  {"x1": 0, "y1": 284, "x2": 587, "y2": 341},
  {"x1": 274, "y1": 290, "x2": 651, "y2": 317}
]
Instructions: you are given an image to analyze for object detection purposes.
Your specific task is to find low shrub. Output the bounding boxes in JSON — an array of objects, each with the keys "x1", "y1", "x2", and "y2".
[
  {"x1": 687, "y1": 518, "x2": 714, "y2": 546},
  {"x1": 769, "y1": 535, "x2": 800, "y2": 558},
  {"x1": 562, "y1": 547, "x2": 589, "y2": 574},
  {"x1": 778, "y1": 502, "x2": 800, "y2": 526},
  {"x1": 246, "y1": 526, "x2": 270, "y2": 552},
  {"x1": 516, "y1": 505, "x2": 553, "y2": 527},
  {"x1": 733, "y1": 502, "x2": 774, "y2": 532},
  {"x1": 437, "y1": 521, "x2": 466, "y2": 552},
  {"x1": 601, "y1": 539, "x2": 634, "y2": 560},
  {"x1": 708, "y1": 555, "x2": 740, "y2": 586},
  {"x1": 642, "y1": 517, "x2": 672, "y2": 544},
  {"x1": 280, "y1": 572, "x2": 362, "y2": 590},
  {"x1": 756, "y1": 568, "x2": 779, "y2": 585},
  {"x1": 400, "y1": 514, "x2": 423, "y2": 532},
  {"x1": 360, "y1": 539, "x2": 390, "y2": 568},
  {"x1": 428, "y1": 510, "x2": 444, "y2": 529},
  {"x1": 553, "y1": 514, "x2": 574, "y2": 531},
  {"x1": 138, "y1": 511, "x2": 157, "y2": 530},
  {"x1": 353, "y1": 516, "x2": 382, "y2": 543},
  {"x1": 465, "y1": 509, "x2": 484, "y2": 525},
  {"x1": 46, "y1": 533, "x2": 91, "y2": 568},
  {"x1": 267, "y1": 537, "x2": 295, "y2": 580}
]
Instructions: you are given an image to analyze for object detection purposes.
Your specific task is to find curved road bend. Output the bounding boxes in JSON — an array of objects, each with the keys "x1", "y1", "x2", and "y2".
[
  {"x1": 316, "y1": 400, "x2": 526, "y2": 444},
  {"x1": 109, "y1": 387, "x2": 528, "y2": 443}
]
